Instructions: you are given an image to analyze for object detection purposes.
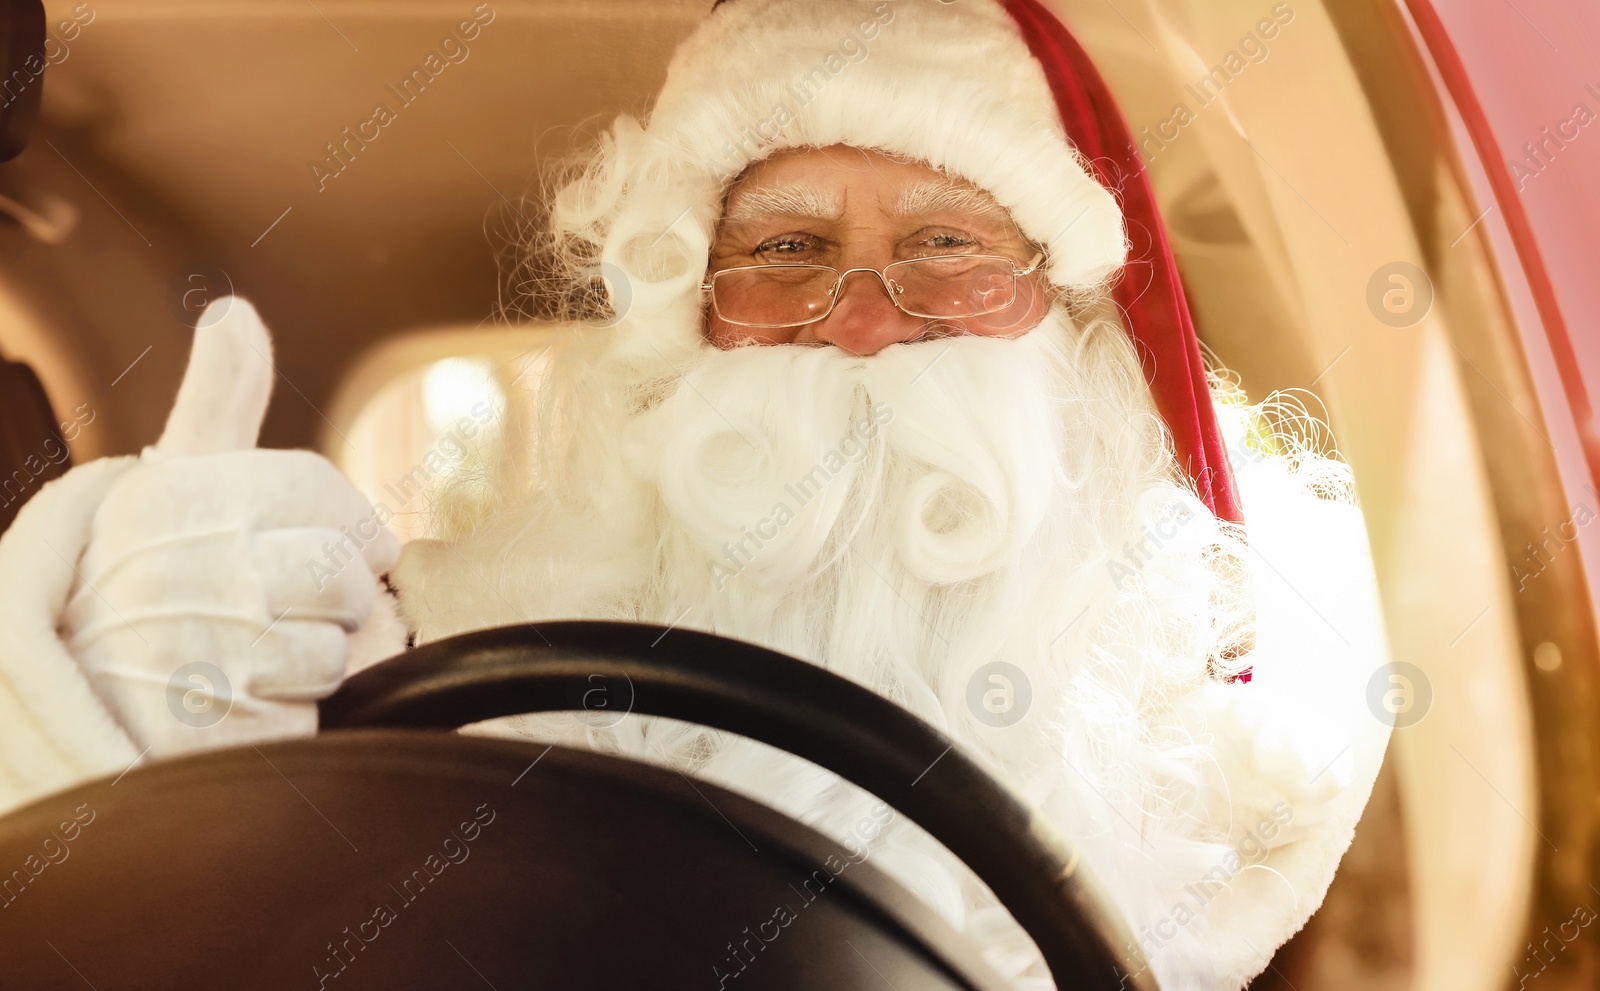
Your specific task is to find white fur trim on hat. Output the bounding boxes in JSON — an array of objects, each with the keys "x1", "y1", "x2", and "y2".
[{"x1": 645, "y1": 0, "x2": 1128, "y2": 294}]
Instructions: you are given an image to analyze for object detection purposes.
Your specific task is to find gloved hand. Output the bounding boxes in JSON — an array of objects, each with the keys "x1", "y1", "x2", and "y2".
[{"x1": 61, "y1": 297, "x2": 400, "y2": 756}]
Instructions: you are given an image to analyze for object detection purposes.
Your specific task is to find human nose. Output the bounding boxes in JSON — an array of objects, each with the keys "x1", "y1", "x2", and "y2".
[{"x1": 803, "y1": 268, "x2": 929, "y2": 356}]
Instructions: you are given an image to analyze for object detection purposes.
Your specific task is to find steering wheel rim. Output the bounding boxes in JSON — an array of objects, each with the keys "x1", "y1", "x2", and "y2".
[{"x1": 321, "y1": 620, "x2": 1158, "y2": 991}]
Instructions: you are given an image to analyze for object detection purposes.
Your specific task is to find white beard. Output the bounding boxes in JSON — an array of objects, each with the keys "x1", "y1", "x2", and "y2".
[{"x1": 393, "y1": 304, "x2": 1383, "y2": 990}]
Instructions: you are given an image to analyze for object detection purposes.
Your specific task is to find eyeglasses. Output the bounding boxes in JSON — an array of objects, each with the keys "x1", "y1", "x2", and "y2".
[{"x1": 700, "y1": 251, "x2": 1045, "y2": 330}]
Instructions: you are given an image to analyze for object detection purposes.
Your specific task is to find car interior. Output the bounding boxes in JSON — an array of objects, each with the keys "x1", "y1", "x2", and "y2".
[{"x1": 0, "y1": 1, "x2": 1595, "y2": 988}]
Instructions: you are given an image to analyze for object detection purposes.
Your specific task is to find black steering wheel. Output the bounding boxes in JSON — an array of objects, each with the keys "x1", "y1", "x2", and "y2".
[
  {"x1": 323, "y1": 620, "x2": 1156, "y2": 990},
  {"x1": 0, "y1": 621, "x2": 1156, "y2": 990}
]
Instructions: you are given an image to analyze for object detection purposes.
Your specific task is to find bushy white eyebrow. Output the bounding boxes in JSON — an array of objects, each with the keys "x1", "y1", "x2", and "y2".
[
  {"x1": 723, "y1": 183, "x2": 844, "y2": 224},
  {"x1": 891, "y1": 179, "x2": 1013, "y2": 226}
]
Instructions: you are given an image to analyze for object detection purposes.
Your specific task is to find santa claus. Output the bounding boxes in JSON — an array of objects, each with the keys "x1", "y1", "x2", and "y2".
[{"x1": 0, "y1": 1, "x2": 1391, "y2": 989}]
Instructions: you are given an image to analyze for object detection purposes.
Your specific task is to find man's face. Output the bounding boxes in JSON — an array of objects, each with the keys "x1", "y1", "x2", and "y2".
[{"x1": 705, "y1": 145, "x2": 1052, "y2": 354}]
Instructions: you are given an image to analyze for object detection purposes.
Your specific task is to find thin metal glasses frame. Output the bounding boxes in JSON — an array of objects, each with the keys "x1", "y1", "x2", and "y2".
[{"x1": 699, "y1": 250, "x2": 1046, "y2": 330}]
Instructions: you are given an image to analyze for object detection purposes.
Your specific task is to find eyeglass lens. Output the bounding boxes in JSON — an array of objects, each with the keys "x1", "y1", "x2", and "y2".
[{"x1": 711, "y1": 256, "x2": 1019, "y2": 329}]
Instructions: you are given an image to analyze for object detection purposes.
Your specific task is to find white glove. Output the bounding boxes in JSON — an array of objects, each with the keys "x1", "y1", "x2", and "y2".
[{"x1": 61, "y1": 297, "x2": 400, "y2": 756}]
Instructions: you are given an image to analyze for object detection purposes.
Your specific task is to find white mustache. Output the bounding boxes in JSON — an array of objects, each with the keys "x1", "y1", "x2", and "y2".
[{"x1": 622, "y1": 324, "x2": 1075, "y2": 589}]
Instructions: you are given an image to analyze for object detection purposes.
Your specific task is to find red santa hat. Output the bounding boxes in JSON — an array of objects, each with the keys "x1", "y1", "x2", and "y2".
[{"x1": 642, "y1": 0, "x2": 1240, "y2": 521}]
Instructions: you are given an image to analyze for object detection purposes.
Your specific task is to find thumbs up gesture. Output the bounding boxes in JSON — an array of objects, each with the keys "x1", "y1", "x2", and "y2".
[{"x1": 61, "y1": 297, "x2": 401, "y2": 756}]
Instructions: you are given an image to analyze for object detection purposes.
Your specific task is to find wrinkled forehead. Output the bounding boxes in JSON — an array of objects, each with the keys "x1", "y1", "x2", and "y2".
[{"x1": 719, "y1": 147, "x2": 1022, "y2": 232}]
